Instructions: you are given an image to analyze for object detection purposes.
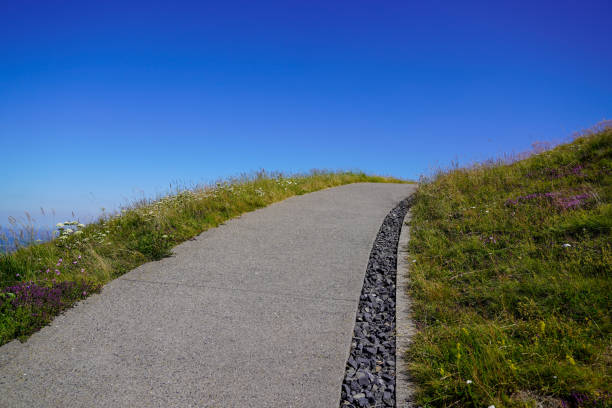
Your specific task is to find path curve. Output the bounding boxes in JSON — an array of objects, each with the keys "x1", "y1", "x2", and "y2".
[{"x1": 0, "y1": 182, "x2": 416, "y2": 408}]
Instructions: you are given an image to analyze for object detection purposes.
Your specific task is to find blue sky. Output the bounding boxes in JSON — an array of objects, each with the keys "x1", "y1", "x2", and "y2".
[{"x1": 1, "y1": 0, "x2": 611, "y2": 227}]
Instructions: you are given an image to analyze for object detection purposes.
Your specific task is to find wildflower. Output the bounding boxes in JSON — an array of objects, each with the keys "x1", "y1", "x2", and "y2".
[
  {"x1": 81, "y1": 268, "x2": 85, "y2": 273},
  {"x1": 488, "y1": 405, "x2": 496, "y2": 408},
  {"x1": 82, "y1": 291, "x2": 87, "y2": 296},
  {"x1": 562, "y1": 243, "x2": 571, "y2": 248},
  {"x1": 65, "y1": 228, "x2": 73, "y2": 234},
  {"x1": 56, "y1": 223, "x2": 64, "y2": 228},
  {"x1": 77, "y1": 223, "x2": 85, "y2": 228},
  {"x1": 162, "y1": 234, "x2": 168, "y2": 239},
  {"x1": 77, "y1": 255, "x2": 82, "y2": 259},
  {"x1": 74, "y1": 230, "x2": 83, "y2": 235},
  {"x1": 485, "y1": 210, "x2": 489, "y2": 213},
  {"x1": 539, "y1": 321, "x2": 546, "y2": 334},
  {"x1": 73, "y1": 261, "x2": 77, "y2": 264},
  {"x1": 16, "y1": 273, "x2": 20, "y2": 277},
  {"x1": 55, "y1": 270, "x2": 60, "y2": 275},
  {"x1": 466, "y1": 380, "x2": 473, "y2": 384},
  {"x1": 566, "y1": 354, "x2": 576, "y2": 365},
  {"x1": 412, "y1": 259, "x2": 417, "y2": 263}
]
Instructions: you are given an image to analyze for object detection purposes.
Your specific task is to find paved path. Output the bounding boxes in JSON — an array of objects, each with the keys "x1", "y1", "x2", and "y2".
[{"x1": 0, "y1": 183, "x2": 416, "y2": 408}]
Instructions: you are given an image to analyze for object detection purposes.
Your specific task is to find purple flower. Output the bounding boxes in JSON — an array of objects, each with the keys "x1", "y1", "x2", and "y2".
[
  {"x1": 506, "y1": 191, "x2": 591, "y2": 210},
  {"x1": 1, "y1": 281, "x2": 100, "y2": 315},
  {"x1": 527, "y1": 164, "x2": 585, "y2": 180}
]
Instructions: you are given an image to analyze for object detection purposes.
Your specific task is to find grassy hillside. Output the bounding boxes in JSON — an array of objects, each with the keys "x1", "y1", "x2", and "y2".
[
  {"x1": 0, "y1": 171, "x2": 406, "y2": 345},
  {"x1": 407, "y1": 126, "x2": 611, "y2": 407}
]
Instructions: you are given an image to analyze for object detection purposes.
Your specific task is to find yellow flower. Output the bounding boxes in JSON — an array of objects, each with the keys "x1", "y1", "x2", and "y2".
[
  {"x1": 539, "y1": 321, "x2": 546, "y2": 334},
  {"x1": 566, "y1": 354, "x2": 576, "y2": 365}
]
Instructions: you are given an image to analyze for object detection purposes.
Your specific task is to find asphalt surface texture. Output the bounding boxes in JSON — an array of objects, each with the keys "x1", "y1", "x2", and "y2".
[{"x1": 0, "y1": 182, "x2": 416, "y2": 408}]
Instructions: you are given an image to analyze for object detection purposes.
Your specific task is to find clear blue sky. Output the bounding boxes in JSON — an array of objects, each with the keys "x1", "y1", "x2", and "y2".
[{"x1": 1, "y1": 0, "x2": 611, "y2": 227}]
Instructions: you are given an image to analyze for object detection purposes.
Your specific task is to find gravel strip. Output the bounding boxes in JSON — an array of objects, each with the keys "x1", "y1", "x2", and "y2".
[{"x1": 339, "y1": 198, "x2": 411, "y2": 408}]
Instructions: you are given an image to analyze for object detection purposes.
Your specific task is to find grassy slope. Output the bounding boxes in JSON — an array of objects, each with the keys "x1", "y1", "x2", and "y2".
[
  {"x1": 407, "y1": 128, "x2": 611, "y2": 407},
  {"x1": 0, "y1": 171, "x2": 407, "y2": 345}
]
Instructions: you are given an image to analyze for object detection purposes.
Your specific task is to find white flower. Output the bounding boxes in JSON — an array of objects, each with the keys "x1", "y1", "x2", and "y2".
[
  {"x1": 485, "y1": 210, "x2": 489, "y2": 213},
  {"x1": 162, "y1": 234, "x2": 168, "y2": 239},
  {"x1": 470, "y1": 206, "x2": 476, "y2": 209},
  {"x1": 74, "y1": 230, "x2": 83, "y2": 235},
  {"x1": 412, "y1": 259, "x2": 417, "y2": 263},
  {"x1": 56, "y1": 223, "x2": 64, "y2": 228},
  {"x1": 64, "y1": 228, "x2": 73, "y2": 234},
  {"x1": 562, "y1": 243, "x2": 571, "y2": 248},
  {"x1": 77, "y1": 223, "x2": 85, "y2": 228},
  {"x1": 488, "y1": 405, "x2": 495, "y2": 408},
  {"x1": 466, "y1": 380, "x2": 473, "y2": 384}
]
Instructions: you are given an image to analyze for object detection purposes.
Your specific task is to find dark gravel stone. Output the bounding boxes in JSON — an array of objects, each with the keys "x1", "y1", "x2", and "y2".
[{"x1": 338, "y1": 198, "x2": 411, "y2": 408}]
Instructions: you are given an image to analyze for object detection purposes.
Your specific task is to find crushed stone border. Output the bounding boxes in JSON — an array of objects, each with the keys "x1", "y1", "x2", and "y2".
[{"x1": 339, "y1": 197, "x2": 412, "y2": 407}]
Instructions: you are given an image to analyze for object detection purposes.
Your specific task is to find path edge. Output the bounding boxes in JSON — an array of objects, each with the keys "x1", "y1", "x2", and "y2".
[{"x1": 396, "y1": 202, "x2": 417, "y2": 408}]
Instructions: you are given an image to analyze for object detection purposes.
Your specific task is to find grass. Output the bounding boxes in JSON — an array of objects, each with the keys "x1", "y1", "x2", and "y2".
[
  {"x1": 406, "y1": 125, "x2": 611, "y2": 407},
  {"x1": 0, "y1": 170, "x2": 407, "y2": 345}
]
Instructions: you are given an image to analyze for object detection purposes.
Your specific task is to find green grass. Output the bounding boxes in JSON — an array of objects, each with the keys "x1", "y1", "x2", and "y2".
[
  {"x1": 406, "y1": 127, "x2": 611, "y2": 407},
  {"x1": 0, "y1": 170, "x2": 408, "y2": 345}
]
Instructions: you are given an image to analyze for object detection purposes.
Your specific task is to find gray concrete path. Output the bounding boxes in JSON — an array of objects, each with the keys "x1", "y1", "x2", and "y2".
[{"x1": 0, "y1": 183, "x2": 416, "y2": 408}]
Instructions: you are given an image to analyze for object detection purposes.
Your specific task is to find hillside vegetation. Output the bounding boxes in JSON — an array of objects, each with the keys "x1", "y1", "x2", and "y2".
[
  {"x1": 407, "y1": 126, "x2": 611, "y2": 407},
  {"x1": 0, "y1": 171, "x2": 406, "y2": 345}
]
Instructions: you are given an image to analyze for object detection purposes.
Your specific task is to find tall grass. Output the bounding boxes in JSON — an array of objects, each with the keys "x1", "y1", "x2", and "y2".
[
  {"x1": 0, "y1": 170, "x2": 407, "y2": 345},
  {"x1": 406, "y1": 126, "x2": 611, "y2": 407}
]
